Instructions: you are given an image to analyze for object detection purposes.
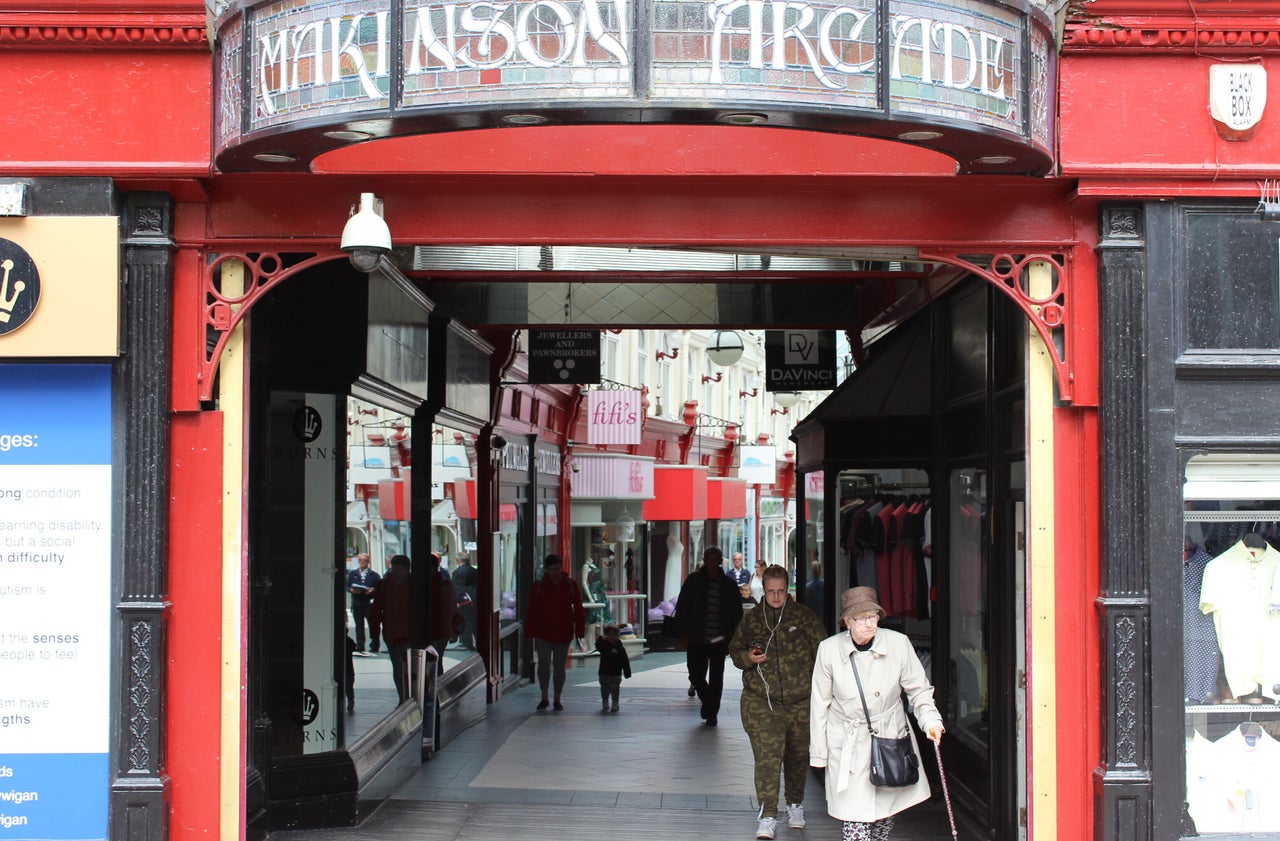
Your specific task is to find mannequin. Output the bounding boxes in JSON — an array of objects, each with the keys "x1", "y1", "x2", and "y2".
[
  {"x1": 583, "y1": 556, "x2": 611, "y2": 624},
  {"x1": 664, "y1": 533, "x2": 685, "y2": 603}
]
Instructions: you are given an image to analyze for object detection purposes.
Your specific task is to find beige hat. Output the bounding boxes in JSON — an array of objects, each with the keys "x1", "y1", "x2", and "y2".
[{"x1": 840, "y1": 586, "x2": 885, "y2": 619}]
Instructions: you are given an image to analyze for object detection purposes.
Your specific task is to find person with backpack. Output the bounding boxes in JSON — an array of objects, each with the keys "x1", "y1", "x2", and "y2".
[{"x1": 674, "y1": 545, "x2": 745, "y2": 727}]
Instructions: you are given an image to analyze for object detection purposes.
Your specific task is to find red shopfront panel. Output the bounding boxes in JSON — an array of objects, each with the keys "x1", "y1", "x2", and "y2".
[{"x1": 642, "y1": 466, "x2": 708, "y2": 522}]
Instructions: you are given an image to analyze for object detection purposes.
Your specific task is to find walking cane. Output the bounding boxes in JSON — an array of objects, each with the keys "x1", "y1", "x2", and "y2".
[{"x1": 933, "y1": 740, "x2": 959, "y2": 841}]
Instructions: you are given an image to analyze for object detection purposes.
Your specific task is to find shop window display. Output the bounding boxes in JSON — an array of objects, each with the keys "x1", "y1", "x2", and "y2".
[
  {"x1": 581, "y1": 537, "x2": 613, "y2": 627},
  {"x1": 1183, "y1": 470, "x2": 1280, "y2": 835},
  {"x1": 837, "y1": 469, "x2": 932, "y2": 619},
  {"x1": 688, "y1": 521, "x2": 706, "y2": 574},
  {"x1": 803, "y1": 470, "x2": 825, "y2": 592}
]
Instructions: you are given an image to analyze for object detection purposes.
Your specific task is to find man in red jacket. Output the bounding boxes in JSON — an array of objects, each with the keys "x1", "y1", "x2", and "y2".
[{"x1": 525, "y1": 554, "x2": 586, "y2": 711}]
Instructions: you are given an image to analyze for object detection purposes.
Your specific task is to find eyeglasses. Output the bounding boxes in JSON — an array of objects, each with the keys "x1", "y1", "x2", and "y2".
[{"x1": 849, "y1": 615, "x2": 880, "y2": 625}]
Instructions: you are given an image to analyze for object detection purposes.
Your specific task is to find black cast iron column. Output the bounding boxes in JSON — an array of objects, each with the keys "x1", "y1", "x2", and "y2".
[
  {"x1": 110, "y1": 192, "x2": 175, "y2": 841},
  {"x1": 1096, "y1": 203, "x2": 1153, "y2": 841}
]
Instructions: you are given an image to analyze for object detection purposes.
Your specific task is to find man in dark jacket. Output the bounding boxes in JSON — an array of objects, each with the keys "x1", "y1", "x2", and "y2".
[
  {"x1": 427, "y1": 553, "x2": 458, "y2": 673},
  {"x1": 452, "y1": 553, "x2": 478, "y2": 650},
  {"x1": 729, "y1": 564, "x2": 826, "y2": 839},
  {"x1": 346, "y1": 553, "x2": 380, "y2": 654},
  {"x1": 675, "y1": 545, "x2": 744, "y2": 726},
  {"x1": 371, "y1": 554, "x2": 412, "y2": 702},
  {"x1": 525, "y1": 554, "x2": 586, "y2": 711}
]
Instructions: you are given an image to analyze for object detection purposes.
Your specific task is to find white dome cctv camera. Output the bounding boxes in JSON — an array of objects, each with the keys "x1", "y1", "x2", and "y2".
[{"x1": 340, "y1": 193, "x2": 391, "y2": 272}]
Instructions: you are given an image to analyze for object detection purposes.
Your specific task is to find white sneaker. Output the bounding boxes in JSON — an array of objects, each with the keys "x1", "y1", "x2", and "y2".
[
  {"x1": 786, "y1": 803, "x2": 806, "y2": 829},
  {"x1": 756, "y1": 817, "x2": 778, "y2": 840}
]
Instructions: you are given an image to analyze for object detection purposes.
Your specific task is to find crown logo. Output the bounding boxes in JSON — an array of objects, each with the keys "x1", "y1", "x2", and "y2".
[{"x1": 0, "y1": 259, "x2": 26, "y2": 323}]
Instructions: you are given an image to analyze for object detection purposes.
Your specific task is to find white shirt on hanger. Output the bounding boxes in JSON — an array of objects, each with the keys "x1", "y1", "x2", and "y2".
[{"x1": 1200, "y1": 540, "x2": 1280, "y2": 700}]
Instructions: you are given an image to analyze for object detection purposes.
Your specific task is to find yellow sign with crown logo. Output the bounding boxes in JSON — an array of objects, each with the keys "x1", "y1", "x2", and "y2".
[{"x1": 0, "y1": 218, "x2": 118, "y2": 357}]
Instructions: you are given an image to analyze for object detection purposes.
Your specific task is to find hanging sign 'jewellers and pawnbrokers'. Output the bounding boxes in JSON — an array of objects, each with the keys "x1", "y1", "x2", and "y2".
[
  {"x1": 214, "y1": 0, "x2": 1055, "y2": 173},
  {"x1": 527, "y1": 329, "x2": 601, "y2": 384}
]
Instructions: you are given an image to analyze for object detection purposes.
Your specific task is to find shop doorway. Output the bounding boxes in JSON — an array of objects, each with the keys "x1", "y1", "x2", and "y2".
[
  {"x1": 787, "y1": 277, "x2": 1031, "y2": 840},
  {"x1": 225, "y1": 240, "x2": 1054, "y2": 841}
]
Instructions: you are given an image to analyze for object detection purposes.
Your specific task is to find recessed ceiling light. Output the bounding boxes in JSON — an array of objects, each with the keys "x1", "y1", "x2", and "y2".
[
  {"x1": 252, "y1": 152, "x2": 298, "y2": 163},
  {"x1": 898, "y1": 130, "x2": 943, "y2": 141},
  {"x1": 323, "y1": 129, "x2": 374, "y2": 141},
  {"x1": 717, "y1": 113, "x2": 769, "y2": 125},
  {"x1": 974, "y1": 155, "x2": 1016, "y2": 165},
  {"x1": 502, "y1": 113, "x2": 548, "y2": 125}
]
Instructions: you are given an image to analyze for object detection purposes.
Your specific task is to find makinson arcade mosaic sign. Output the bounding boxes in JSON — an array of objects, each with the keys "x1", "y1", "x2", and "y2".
[{"x1": 214, "y1": 0, "x2": 1055, "y2": 173}]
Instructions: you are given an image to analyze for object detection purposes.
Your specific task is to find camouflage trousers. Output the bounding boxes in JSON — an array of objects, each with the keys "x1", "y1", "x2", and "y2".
[{"x1": 741, "y1": 691, "x2": 809, "y2": 818}]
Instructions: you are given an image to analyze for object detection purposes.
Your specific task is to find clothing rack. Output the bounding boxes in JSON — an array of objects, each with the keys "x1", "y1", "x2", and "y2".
[
  {"x1": 840, "y1": 492, "x2": 933, "y2": 619},
  {"x1": 1184, "y1": 510, "x2": 1280, "y2": 522}
]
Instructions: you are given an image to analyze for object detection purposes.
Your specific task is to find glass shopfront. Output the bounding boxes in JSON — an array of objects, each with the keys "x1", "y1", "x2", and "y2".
[
  {"x1": 1100, "y1": 202, "x2": 1280, "y2": 841},
  {"x1": 949, "y1": 465, "x2": 988, "y2": 758},
  {"x1": 343, "y1": 398, "x2": 420, "y2": 738},
  {"x1": 1184, "y1": 212, "x2": 1280, "y2": 350},
  {"x1": 1165, "y1": 207, "x2": 1280, "y2": 838},
  {"x1": 803, "y1": 470, "x2": 826, "y2": 592},
  {"x1": 717, "y1": 519, "x2": 748, "y2": 566},
  {"x1": 758, "y1": 497, "x2": 792, "y2": 581},
  {"x1": 1182, "y1": 455, "x2": 1280, "y2": 836}
]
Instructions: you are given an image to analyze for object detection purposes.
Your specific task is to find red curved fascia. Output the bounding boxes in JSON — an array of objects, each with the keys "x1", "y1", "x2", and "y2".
[{"x1": 313, "y1": 125, "x2": 961, "y2": 179}]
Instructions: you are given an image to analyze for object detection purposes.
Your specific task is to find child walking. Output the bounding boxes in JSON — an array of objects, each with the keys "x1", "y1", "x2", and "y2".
[{"x1": 595, "y1": 625, "x2": 632, "y2": 712}]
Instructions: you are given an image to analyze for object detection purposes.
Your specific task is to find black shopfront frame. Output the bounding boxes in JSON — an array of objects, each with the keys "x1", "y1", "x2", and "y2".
[{"x1": 1099, "y1": 201, "x2": 1280, "y2": 841}]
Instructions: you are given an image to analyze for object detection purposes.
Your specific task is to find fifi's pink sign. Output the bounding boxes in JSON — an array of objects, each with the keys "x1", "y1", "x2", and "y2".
[{"x1": 587, "y1": 389, "x2": 643, "y2": 445}]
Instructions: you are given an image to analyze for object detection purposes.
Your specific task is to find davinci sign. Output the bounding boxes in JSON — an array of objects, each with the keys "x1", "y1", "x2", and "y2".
[{"x1": 214, "y1": 0, "x2": 1055, "y2": 173}]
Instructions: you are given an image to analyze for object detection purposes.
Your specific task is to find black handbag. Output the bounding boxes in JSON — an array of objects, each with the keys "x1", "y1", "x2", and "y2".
[
  {"x1": 661, "y1": 611, "x2": 680, "y2": 638},
  {"x1": 850, "y1": 652, "x2": 920, "y2": 788}
]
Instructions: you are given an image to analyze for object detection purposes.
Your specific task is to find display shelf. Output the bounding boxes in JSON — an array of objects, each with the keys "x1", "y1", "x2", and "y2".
[{"x1": 1185, "y1": 703, "x2": 1280, "y2": 714}]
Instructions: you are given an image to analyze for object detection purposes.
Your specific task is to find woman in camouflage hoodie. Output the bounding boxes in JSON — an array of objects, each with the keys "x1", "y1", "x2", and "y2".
[{"x1": 729, "y1": 564, "x2": 828, "y2": 840}]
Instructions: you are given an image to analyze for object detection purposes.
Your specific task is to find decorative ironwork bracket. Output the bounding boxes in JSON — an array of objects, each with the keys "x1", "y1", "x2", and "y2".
[
  {"x1": 195, "y1": 248, "x2": 1076, "y2": 404},
  {"x1": 198, "y1": 250, "x2": 343, "y2": 402},
  {"x1": 919, "y1": 250, "x2": 1075, "y2": 404}
]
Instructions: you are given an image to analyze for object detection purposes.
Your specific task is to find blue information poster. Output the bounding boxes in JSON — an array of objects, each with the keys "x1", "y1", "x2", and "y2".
[{"x1": 0, "y1": 364, "x2": 112, "y2": 841}]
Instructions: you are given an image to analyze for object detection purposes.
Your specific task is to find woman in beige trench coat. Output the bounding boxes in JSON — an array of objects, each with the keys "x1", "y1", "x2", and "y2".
[{"x1": 810, "y1": 587, "x2": 944, "y2": 841}]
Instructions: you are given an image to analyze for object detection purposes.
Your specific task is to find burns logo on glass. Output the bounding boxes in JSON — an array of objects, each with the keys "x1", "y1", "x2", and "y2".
[
  {"x1": 293, "y1": 406, "x2": 323, "y2": 442},
  {"x1": 0, "y1": 239, "x2": 40, "y2": 336}
]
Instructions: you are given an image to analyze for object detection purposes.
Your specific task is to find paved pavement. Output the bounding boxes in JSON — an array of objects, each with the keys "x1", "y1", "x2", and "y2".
[{"x1": 269, "y1": 651, "x2": 960, "y2": 841}]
